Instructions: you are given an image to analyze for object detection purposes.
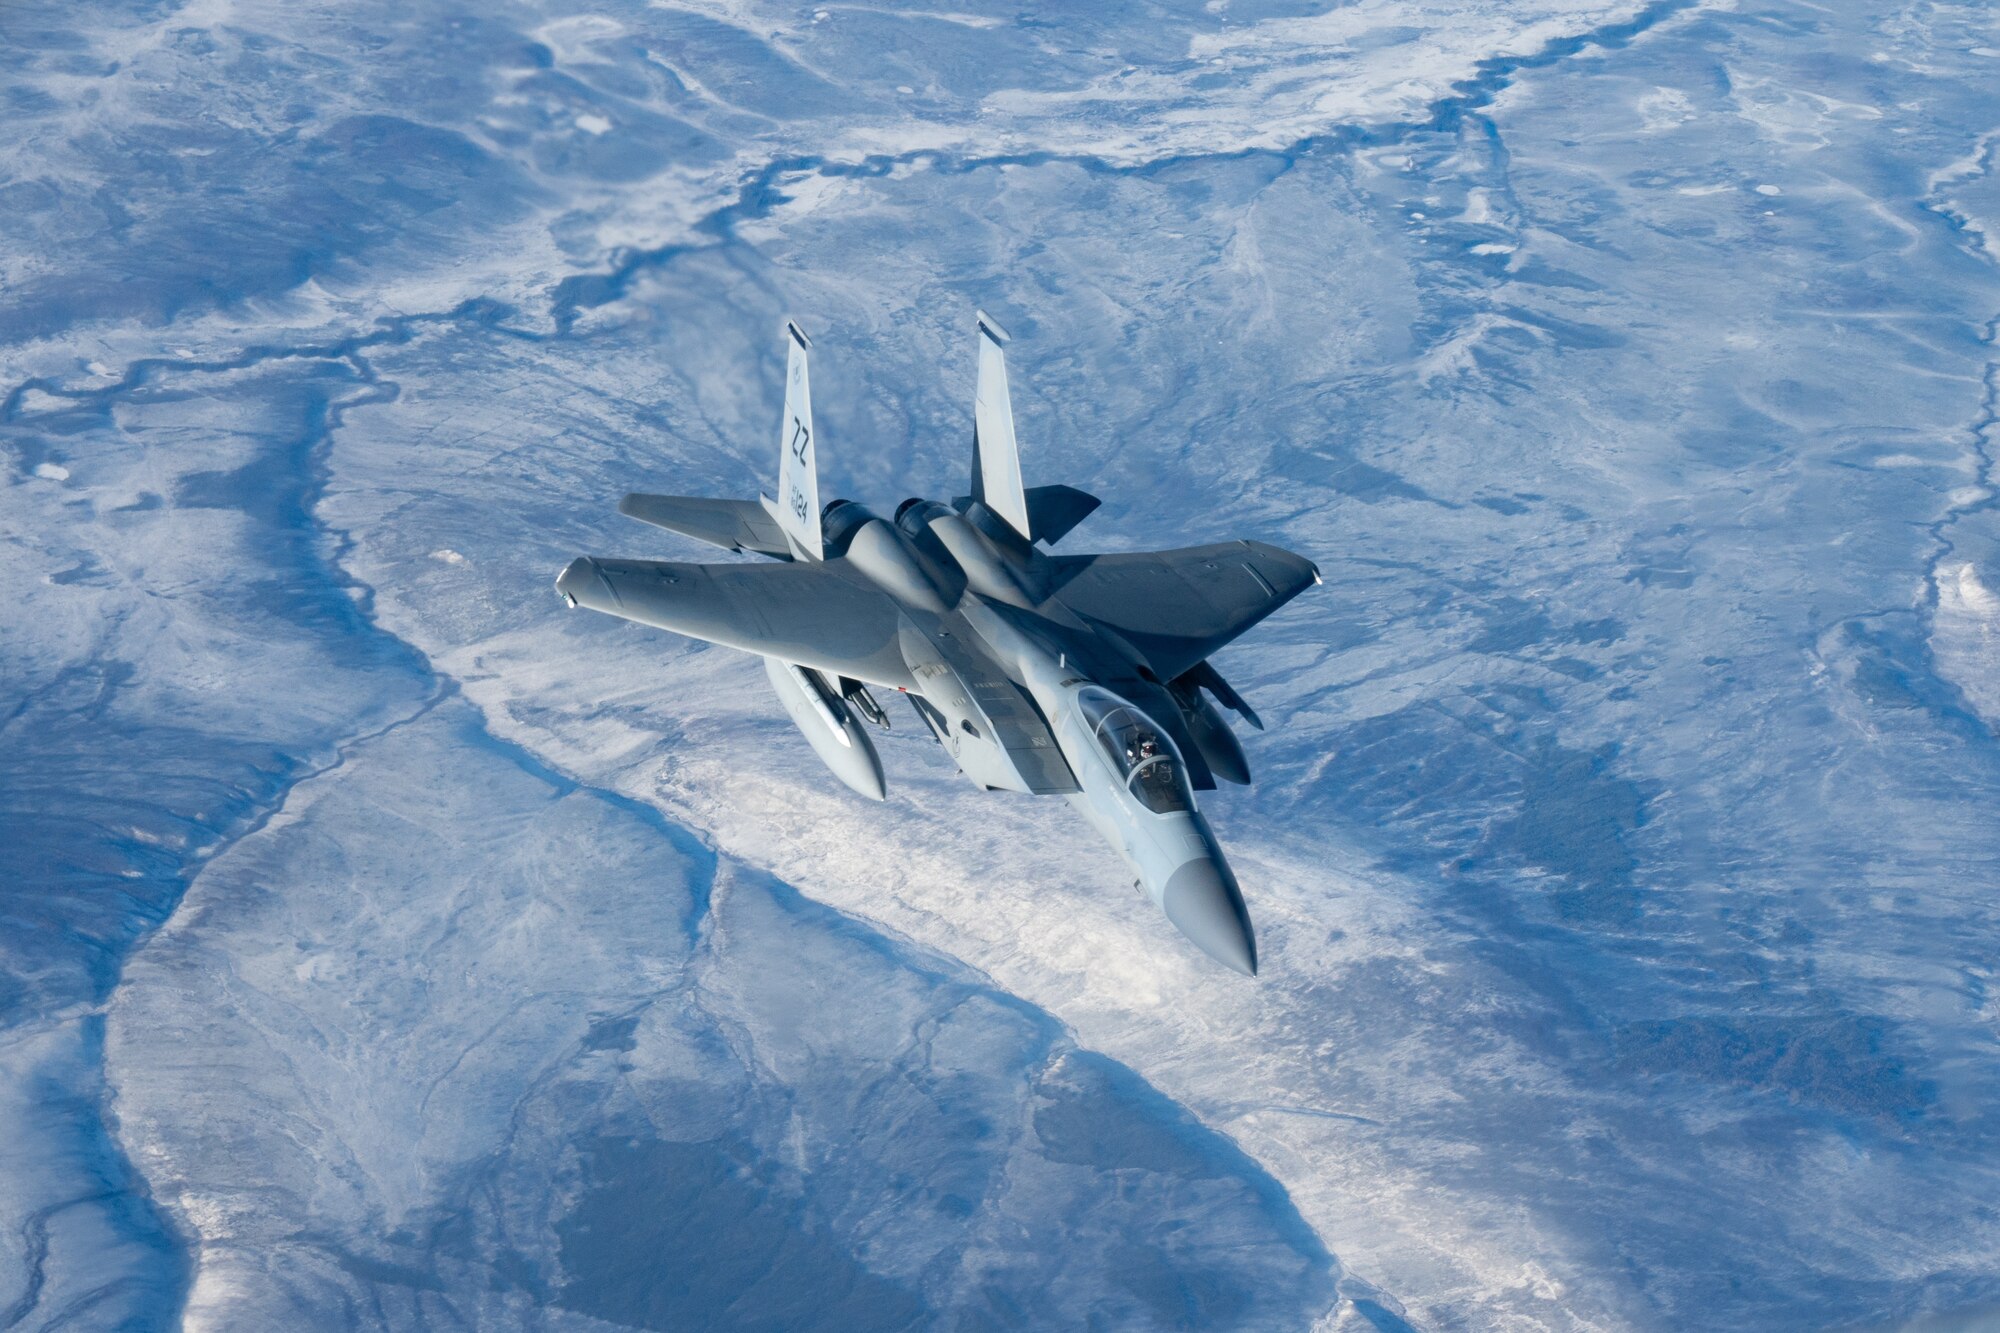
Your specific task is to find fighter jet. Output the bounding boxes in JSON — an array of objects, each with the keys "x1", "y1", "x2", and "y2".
[{"x1": 555, "y1": 314, "x2": 1318, "y2": 975}]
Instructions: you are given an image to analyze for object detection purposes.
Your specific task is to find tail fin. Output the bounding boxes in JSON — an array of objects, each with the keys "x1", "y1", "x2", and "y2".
[
  {"x1": 970, "y1": 310, "x2": 1032, "y2": 541},
  {"x1": 772, "y1": 319, "x2": 822, "y2": 560}
]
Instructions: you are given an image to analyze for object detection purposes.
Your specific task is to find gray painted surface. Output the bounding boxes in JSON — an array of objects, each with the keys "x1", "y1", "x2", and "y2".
[{"x1": 559, "y1": 316, "x2": 1316, "y2": 974}]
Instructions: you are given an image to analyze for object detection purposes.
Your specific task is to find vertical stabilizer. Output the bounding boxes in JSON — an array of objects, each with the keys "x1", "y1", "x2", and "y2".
[
  {"x1": 971, "y1": 310, "x2": 1033, "y2": 541},
  {"x1": 775, "y1": 319, "x2": 822, "y2": 560}
]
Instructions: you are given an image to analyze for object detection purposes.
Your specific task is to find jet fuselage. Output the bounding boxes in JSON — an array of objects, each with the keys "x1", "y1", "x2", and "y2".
[
  {"x1": 806, "y1": 494, "x2": 1257, "y2": 974},
  {"x1": 554, "y1": 312, "x2": 1316, "y2": 976}
]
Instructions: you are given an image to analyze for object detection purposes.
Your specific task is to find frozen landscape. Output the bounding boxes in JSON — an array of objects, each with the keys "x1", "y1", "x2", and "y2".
[{"x1": 5, "y1": 0, "x2": 2000, "y2": 1327}]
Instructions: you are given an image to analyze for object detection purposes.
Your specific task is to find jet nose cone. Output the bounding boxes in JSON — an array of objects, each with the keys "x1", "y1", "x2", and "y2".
[{"x1": 1161, "y1": 859, "x2": 1258, "y2": 976}]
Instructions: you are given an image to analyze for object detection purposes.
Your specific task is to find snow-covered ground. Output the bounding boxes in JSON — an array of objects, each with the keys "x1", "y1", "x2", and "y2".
[{"x1": 5, "y1": 0, "x2": 2000, "y2": 1327}]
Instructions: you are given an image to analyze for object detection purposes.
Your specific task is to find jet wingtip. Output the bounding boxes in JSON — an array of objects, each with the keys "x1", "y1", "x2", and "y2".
[
  {"x1": 554, "y1": 559, "x2": 584, "y2": 608},
  {"x1": 555, "y1": 556, "x2": 603, "y2": 609}
]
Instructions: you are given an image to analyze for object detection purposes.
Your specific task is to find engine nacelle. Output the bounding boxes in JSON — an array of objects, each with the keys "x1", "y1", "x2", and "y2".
[
  {"x1": 843, "y1": 518, "x2": 951, "y2": 614},
  {"x1": 926, "y1": 511, "x2": 1036, "y2": 608}
]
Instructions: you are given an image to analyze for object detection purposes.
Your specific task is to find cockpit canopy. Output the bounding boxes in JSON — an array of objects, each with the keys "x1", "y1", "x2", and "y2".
[{"x1": 1075, "y1": 688, "x2": 1193, "y2": 815}]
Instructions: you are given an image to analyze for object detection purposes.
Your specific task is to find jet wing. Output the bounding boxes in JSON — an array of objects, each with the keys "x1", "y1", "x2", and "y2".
[
  {"x1": 557, "y1": 556, "x2": 917, "y2": 690},
  {"x1": 1044, "y1": 540, "x2": 1318, "y2": 681}
]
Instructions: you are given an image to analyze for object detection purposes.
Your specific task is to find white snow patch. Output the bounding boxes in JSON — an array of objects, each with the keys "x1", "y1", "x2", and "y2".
[
  {"x1": 1413, "y1": 312, "x2": 1536, "y2": 381},
  {"x1": 1935, "y1": 562, "x2": 2000, "y2": 724},
  {"x1": 532, "y1": 13, "x2": 623, "y2": 64},
  {"x1": 430, "y1": 548, "x2": 467, "y2": 565},
  {"x1": 973, "y1": 0, "x2": 1663, "y2": 165},
  {"x1": 1635, "y1": 85, "x2": 1695, "y2": 130}
]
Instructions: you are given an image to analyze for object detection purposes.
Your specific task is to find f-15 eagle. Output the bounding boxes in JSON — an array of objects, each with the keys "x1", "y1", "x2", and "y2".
[{"x1": 557, "y1": 313, "x2": 1317, "y2": 975}]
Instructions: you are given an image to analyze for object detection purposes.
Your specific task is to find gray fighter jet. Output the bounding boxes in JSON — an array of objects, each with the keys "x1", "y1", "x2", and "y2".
[{"x1": 556, "y1": 314, "x2": 1318, "y2": 975}]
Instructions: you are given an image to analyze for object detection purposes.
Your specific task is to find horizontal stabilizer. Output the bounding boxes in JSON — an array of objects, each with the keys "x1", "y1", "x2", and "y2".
[
  {"x1": 619, "y1": 494, "x2": 794, "y2": 559},
  {"x1": 1025, "y1": 485, "x2": 1099, "y2": 545},
  {"x1": 951, "y1": 484, "x2": 1101, "y2": 546}
]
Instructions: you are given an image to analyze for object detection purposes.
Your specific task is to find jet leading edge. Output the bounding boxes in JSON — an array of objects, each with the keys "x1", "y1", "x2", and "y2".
[{"x1": 556, "y1": 313, "x2": 1318, "y2": 975}]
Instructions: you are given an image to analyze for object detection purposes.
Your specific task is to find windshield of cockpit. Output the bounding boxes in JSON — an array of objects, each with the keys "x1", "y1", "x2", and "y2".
[{"x1": 1075, "y1": 688, "x2": 1193, "y2": 815}]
